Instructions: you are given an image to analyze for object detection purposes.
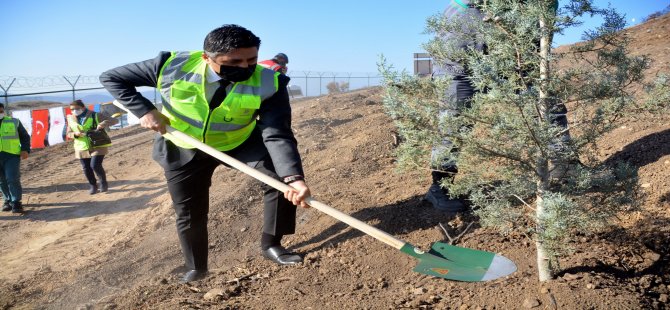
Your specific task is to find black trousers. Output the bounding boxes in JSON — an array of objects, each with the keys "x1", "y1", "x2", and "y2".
[
  {"x1": 431, "y1": 70, "x2": 570, "y2": 178},
  {"x1": 164, "y1": 139, "x2": 297, "y2": 271},
  {"x1": 79, "y1": 155, "x2": 106, "y2": 186}
]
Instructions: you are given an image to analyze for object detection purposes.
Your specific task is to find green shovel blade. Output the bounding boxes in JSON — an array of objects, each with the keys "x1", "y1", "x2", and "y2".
[{"x1": 401, "y1": 242, "x2": 517, "y2": 282}]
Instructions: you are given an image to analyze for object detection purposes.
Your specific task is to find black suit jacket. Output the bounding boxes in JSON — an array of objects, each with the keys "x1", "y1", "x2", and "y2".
[{"x1": 99, "y1": 52, "x2": 304, "y2": 177}]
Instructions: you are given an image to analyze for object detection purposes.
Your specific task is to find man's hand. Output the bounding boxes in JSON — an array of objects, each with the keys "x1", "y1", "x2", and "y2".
[
  {"x1": 140, "y1": 110, "x2": 170, "y2": 134},
  {"x1": 74, "y1": 132, "x2": 84, "y2": 138},
  {"x1": 284, "y1": 180, "x2": 311, "y2": 208},
  {"x1": 20, "y1": 151, "x2": 29, "y2": 160}
]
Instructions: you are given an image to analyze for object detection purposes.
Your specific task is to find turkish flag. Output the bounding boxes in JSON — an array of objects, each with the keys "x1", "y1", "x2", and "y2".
[{"x1": 31, "y1": 109, "x2": 50, "y2": 148}]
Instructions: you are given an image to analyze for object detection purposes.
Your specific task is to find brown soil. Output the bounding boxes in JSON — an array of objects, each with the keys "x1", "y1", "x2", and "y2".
[{"x1": 1, "y1": 14, "x2": 670, "y2": 310}]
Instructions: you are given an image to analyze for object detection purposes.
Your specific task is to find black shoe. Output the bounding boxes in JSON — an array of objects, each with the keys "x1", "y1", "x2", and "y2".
[
  {"x1": 425, "y1": 184, "x2": 465, "y2": 212},
  {"x1": 261, "y1": 246, "x2": 303, "y2": 265},
  {"x1": 11, "y1": 201, "x2": 23, "y2": 213},
  {"x1": 89, "y1": 184, "x2": 98, "y2": 195},
  {"x1": 180, "y1": 269, "x2": 208, "y2": 283},
  {"x1": 2, "y1": 201, "x2": 11, "y2": 212},
  {"x1": 100, "y1": 182, "x2": 108, "y2": 193}
]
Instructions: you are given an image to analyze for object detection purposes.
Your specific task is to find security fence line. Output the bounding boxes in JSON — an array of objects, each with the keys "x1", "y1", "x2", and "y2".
[
  {"x1": 0, "y1": 75, "x2": 102, "y2": 104},
  {"x1": 0, "y1": 72, "x2": 382, "y2": 105}
]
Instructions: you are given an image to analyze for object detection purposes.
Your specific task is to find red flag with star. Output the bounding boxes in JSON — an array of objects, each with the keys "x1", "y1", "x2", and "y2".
[{"x1": 31, "y1": 109, "x2": 50, "y2": 148}]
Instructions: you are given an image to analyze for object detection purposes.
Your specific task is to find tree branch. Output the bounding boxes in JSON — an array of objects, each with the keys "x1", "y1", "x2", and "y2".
[
  {"x1": 439, "y1": 222, "x2": 475, "y2": 245},
  {"x1": 513, "y1": 194, "x2": 536, "y2": 211}
]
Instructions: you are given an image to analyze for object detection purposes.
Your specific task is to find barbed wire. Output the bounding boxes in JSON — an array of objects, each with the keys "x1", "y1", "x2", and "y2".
[
  {"x1": 286, "y1": 71, "x2": 380, "y2": 78},
  {"x1": 0, "y1": 70, "x2": 379, "y2": 89},
  {"x1": 0, "y1": 72, "x2": 384, "y2": 102},
  {"x1": 0, "y1": 72, "x2": 381, "y2": 92},
  {"x1": 0, "y1": 75, "x2": 100, "y2": 90}
]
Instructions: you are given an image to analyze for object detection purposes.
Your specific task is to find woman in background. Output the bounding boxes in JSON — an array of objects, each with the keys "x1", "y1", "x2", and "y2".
[{"x1": 65, "y1": 100, "x2": 118, "y2": 194}]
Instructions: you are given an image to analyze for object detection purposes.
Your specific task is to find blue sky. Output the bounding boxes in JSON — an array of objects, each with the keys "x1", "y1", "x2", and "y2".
[{"x1": 0, "y1": 0, "x2": 668, "y2": 81}]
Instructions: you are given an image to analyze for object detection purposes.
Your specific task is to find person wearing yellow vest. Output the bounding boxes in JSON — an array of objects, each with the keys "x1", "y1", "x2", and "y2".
[
  {"x1": 65, "y1": 100, "x2": 119, "y2": 195},
  {"x1": 0, "y1": 103, "x2": 31, "y2": 214},
  {"x1": 100, "y1": 24, "x2": 311, "y2": 284}
]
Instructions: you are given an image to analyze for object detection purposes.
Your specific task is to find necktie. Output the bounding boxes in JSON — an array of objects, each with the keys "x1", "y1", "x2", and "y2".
[{"x1": 209, "y1": 80, "x2": 230, "y2": 110}]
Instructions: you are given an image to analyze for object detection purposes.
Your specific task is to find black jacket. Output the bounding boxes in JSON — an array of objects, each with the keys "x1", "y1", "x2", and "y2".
[{"x1": 99, "y1": 52, "x2": 303, "y2": 177}]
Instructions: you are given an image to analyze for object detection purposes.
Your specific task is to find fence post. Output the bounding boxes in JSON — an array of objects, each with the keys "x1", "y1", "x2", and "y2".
[
  {"x1": 0, "y1": 78, "x2": 16, "y2": 106},
  {"x1": 63, "y1": 75, "x2": 81, "y2": 102},
  {"x1": 331, "y1": 72, "x2": 338, "y2": 94},
  {"x1": 317, "y1": 72, "x2": 326, "y2": 96},
  {"x1": 302, "y1": 71, "x2": 310, "y2": 97}
]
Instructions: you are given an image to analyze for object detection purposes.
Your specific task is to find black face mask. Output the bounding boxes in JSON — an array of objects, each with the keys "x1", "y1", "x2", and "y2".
[{"x1": 217, "y1": 64, "x2": 256, "y2": 82}]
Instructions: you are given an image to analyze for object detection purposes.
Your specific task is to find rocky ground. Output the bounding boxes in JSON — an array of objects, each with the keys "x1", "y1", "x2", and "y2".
[{"x1": 0, "y1": 13, "x2": 669, "y2": 310}]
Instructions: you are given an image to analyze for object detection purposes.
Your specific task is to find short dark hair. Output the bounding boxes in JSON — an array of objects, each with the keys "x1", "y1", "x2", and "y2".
[
  {"x1": 203, "y1": 24, "x2": 261, "y2": 55},
  {"x1": 0, "y1": 103, "x2": 4, "y2": 109},
  {"x1": 70, "y1": 99, "x2": 86, "y2": 108},
  {"x1": 274, "y1": 53, "x2": 289, "y2": 64}
]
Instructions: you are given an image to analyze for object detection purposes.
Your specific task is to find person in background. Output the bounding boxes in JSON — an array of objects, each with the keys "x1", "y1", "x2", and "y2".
[
  {"x1": 425, "y1": 0, "x2": 485, "y2": 212},
  {"x1": 426, "y1": 0, "x2": 571, "y2": 211},
  {"x1": 99, "y1": 25, "x2": 310, "y2": 284},
  {"x1": 0, "y1": 103, "x2": 31, "y2": 213},
  {"x1": 65, "y1": 100, "x2": 119, "y2": 195},
  {"x1": 259, "y1": 53, "x2": 289, "y2": 74}
]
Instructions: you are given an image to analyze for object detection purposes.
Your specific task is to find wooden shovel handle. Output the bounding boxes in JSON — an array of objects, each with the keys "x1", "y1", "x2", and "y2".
[
  {"x1": 109, "y1": 101, "x2": 406, "y2": 251},
  {"x1": 304, "y1": 198, "x2": 406, "y2": 249},
  {"x1": 165, "y1": 127, "x2": 407, "y2": 250}
]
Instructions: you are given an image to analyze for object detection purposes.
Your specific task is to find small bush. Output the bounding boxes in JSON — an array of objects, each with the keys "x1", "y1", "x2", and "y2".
[
  {"x1": 326, "y1": 81, "x2": 350, "y2": 94},
  {"x1": 643, "y1": 5, "x2": 670, "y2": 22}
]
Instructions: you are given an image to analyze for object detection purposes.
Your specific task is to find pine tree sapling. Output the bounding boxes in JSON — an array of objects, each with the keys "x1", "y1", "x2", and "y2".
[{"x1": 380, "y1": 0, "x2": 664, "y2": 281}]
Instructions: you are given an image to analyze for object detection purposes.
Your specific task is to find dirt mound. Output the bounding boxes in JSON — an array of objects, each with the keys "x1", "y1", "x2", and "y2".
[
  {"x1": 8, "y1": 101, "x2": 67, "y2": 110},
  {"x1": 1, "y1": 14, "x2": 670, "y2": 310}
]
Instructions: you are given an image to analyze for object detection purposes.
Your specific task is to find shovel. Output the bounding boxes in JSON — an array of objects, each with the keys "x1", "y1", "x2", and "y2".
[{"x1": 111, "y1": 101, "x2": 517, "y2": 282}]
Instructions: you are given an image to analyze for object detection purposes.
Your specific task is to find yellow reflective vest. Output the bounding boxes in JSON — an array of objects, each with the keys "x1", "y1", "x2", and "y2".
[
  {"x1": 0, "y1": 117, "x2": 22, "y2": 155},
  {"x1": 157, "y1": 51, "x2": 279, "y2": 151},
  {"x1": 67, "y1": 111, "x2": 111, "y2": 150}
]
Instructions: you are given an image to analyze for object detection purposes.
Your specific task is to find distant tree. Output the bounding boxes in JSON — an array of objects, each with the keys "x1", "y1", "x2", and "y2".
[
  {"x1": 643, "y1": 4, "x2": 670, "y2": 22},
  {"x1": 326, "y1": 81, "x2": 350, "y2": 94},
  {"x1": 326, "y1": 81, "x2": 340, "y2": 94},
  {"x1": 380, "y1": 0, "x2": 669, "y2": 281},
  {"x1": 339, "y1": 81, "x2": 350, "y2": 92}
]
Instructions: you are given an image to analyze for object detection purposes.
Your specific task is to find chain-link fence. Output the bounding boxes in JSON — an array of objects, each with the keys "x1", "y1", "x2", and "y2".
[
  {"x1": 0, "y1": 71, "x2": 382, "y2": 106},
  {"x1": 284, "y1": 71, "x2": 382, "y2": 97},
  {"x1": 0, "y1": 75, "x2": 103, "y2": 104}
]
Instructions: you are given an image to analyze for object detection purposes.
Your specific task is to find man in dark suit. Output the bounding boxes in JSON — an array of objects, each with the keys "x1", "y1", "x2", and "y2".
[{"x1": 100, "y1": 24, "x2": 311, "y2": 283}]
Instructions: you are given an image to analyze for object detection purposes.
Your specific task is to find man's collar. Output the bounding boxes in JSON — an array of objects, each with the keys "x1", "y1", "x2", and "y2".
[{"x1": 206, "y1": 65, "x2": 223, "y2": 84}]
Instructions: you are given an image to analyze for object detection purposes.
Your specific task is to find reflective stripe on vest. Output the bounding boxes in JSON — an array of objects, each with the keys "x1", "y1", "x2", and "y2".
[
  {"x1": 157, "y1": 51, "x2": 279, "y2": 151},
  {"x1": 0, "y1": 117, "x2": 22, "y2": 155},
  {"x1": 259, "y1": 60, "x2": 282, "y2": 72}
]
